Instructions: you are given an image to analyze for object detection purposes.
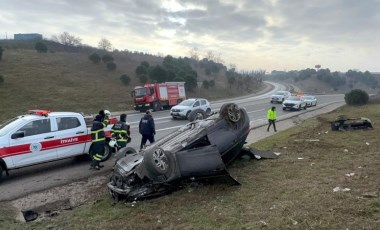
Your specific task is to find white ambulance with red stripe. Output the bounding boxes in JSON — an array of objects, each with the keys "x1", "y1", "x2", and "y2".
[{"x1": 0, "y1": 110, "x2": 116, "y2": 180}]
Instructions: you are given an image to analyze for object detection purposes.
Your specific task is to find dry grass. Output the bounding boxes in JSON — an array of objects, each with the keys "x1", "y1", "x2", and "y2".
[
  {"x1": 0, "y1": 49, "x2": 252, "y2": 123},
  {"x1": 1, "y1": 102, "x2": 379, "y2": 229}
]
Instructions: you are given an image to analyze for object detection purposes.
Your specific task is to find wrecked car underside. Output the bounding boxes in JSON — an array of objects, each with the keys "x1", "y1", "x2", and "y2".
[
  {"x1": 108, "y1": 103, "x2": 272, "y2": 201},
  {"x1": 331, "y1": 115, "x2": 373, "y2": 131}
]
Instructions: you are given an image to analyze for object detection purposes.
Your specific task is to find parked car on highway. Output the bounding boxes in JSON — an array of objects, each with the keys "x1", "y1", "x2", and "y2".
[
  {"x1": 108, "y1": 103, "x2": 251, "y2": 201},
  {"x1": 270, "y1": 91, "x2": 291, "y2": 103},
  {"x1": 282, "y1": 96, "x2": 307, "y2": 111},
  {"x1": 0, "y1": 110, "x2": 116, "y2": 180},
  {"x1": 170, "y1": 98, "x2": 211, "y2": 120},
  {"x1": 301, "y1": 95, "x2": 317, "y2": 107}
]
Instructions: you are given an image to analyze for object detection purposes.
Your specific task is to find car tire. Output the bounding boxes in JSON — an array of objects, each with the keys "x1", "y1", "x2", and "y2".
[
  {"x1": 206, "y1": 108, "x2": 211, "y2": 115},
  {"x1": 220, "y1": 103, "x2": 241, "y2": 123},
  {"x1": 298, "y1": 105, "x2": 302, "y2": 111},
  {"x1": 186, "y1": 111, "x2": 191, "y2": 119},
  {"x1": 283, "y1": 107, "x2": 286, "y2": 111},
  {"x1": 114, "y1": 147, "x2": 137, "y2": 163},
  {"x1": 188, "y1": 109, "x2": 207, "y2": 122},
  {"x1": 100, "y1": 144, "x2": 112, "y2": 162},
  {"x1": 171, "y1": 116, "x2": 176, "y2": 120},
  {"x1": 0, "y1": 164, "x2": 4, "y2": 181},
  {"x1": 144, "y1": 148, "x2": 174, "y2": 178}
]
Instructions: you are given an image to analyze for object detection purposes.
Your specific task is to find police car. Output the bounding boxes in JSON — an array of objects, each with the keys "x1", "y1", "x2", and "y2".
[{"x1": 0, "y1": 110, "x2": 116, "y2": 180}]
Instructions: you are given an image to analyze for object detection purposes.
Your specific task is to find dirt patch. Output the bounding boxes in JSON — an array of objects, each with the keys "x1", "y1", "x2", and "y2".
[{"x1": 9, "y1": 175, "x2": 109, "y2": 222}]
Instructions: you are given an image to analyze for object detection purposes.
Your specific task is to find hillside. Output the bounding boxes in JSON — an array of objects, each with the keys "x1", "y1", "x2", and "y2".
[{"x1": 0, "y1": 40, "x2": 263, "y2": 122}]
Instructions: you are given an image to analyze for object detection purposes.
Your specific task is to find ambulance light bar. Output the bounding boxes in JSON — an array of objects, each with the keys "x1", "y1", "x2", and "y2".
[{"x1": 28, "y1": 110, "x2": 51, "y2": 117}]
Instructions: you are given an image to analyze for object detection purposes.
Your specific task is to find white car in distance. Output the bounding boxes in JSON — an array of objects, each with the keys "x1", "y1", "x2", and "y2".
[
  {"x1": 170, "y1": 98, "x2": 211, "y2": 120},
  {"x1": 282, "y1": 96, "x2": 307, "y2": 111},
  {"x1": 270, "y1": 91, "x2": 291, "y2": 104},
  {"x1": 301, "y1": 95, "x2": 317, "y2": 107}
]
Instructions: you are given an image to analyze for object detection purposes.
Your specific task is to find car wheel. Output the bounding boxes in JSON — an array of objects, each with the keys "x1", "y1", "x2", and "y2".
[
  {"x1": 0, "y1": 164, "x2": 4, "y2": 181},
  {"x1": 114, "y1": 147, "x2": 137, "y2": 163},
  {"x1": 206, "y1": 108, "x2": 211, "y2": 115},
  {"x1": 304, "y1": 104, "x2": 307, "y2": 110},
  {"x1": 315, "y1": 102, "x2": 317, "y2": 106},
  {"x1": 188, "y1": 109, "x2": 207, "y2": 122},
  {"x1": 100, "y1": 144, "x2": 112, "y2": 162},
  {"x1": 283, "y1": 107, "x2": 286, "y2": 111},
  {"x1": 186, "y1": 111, "x2": 191, "y2": 119},
  {"x1": 144, "y1": 148, "x2": 173, "y2": 178},
  {"x1": 171, "y1": 116, "x2": 176, "y2": 120},
  {"x1": 298, "y1": 105, "x2": 302, "y2": 111},
  {"x1": 220, "y1": 103, "x2": 241, "y2": 122}
]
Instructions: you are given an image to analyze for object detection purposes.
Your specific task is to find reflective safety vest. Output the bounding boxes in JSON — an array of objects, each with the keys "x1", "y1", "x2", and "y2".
[
  {"x1": 267, "y1": 109, "x2": 277, "y2": 120},
  {"x1": 111, "y1": 121, "x2": 130, "y2": 142},
  {"x1": 91, "y1": 119, "x2": 109, "y2": 142}
]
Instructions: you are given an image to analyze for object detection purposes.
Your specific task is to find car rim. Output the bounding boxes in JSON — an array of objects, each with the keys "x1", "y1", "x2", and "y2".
[
  {"x1": 195, "y1": 112, "x2": 204, "y2": 120},
  {"x1": 227, "y1": 104, "x2": 241, "y2": 122},
  {"x1": 152, "y1": 149, "x2": 168, "y2": 171}
]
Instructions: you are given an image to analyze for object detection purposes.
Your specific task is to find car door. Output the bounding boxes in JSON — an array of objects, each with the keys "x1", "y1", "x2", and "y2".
[
  {"x1": 54, "y1": 116, "x2": 88, "y2": 158},
  {"x1": 192, "y1": 100, "x2": 201, "y2": 111},
  {"x1": 200, "y1": 99, "x2": 207, "y2": 111},
  {"x1": 10, "y1": 118, "x2": 57, "y2": 167}
]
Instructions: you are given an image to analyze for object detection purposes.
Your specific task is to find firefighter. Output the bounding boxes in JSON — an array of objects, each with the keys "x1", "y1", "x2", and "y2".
[
  {"x1": 111, "y1": 113, "x2": 131, "y2": 148},
  {"x1": 90, "y1": 110, "x2": 109, "y2": 170},
  {"x1": 267, "y1": 106, "x2": 277, "y2": 132}
]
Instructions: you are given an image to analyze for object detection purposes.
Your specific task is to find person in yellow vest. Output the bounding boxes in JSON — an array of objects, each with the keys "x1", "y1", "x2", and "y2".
[
  {"x1": 267, "y1": 106, "x2": 277, "y2": 132},
  {"x1": 90, "y1": 110, "x2": 109, "y2": 170},
  {"x1": 111, "y1": 113, "x2": 131, "y2": 148}
]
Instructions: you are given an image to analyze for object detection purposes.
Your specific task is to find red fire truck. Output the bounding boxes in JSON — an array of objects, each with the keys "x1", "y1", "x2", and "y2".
[{"x1": 132, "y1": 82, "x2": 186, "y2": 112}]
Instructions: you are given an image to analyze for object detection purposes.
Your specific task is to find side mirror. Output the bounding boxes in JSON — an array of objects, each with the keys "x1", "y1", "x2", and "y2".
[{"x1": 11, "y1": 131, "x2": 25, "y2": 139}]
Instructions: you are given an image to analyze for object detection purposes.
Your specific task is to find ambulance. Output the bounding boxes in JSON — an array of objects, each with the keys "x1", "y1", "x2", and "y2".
[{"x1": 0, "y1": 110, "x2": 116, "y2": 180}]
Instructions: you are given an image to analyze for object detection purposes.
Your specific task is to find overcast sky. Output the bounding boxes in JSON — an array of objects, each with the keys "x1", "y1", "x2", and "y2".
[{"x1": 1, "y1": 0, "x2": 379, "y2": 72}]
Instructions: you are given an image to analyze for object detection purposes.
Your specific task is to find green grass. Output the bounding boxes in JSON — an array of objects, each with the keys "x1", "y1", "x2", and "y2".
[{"x1": 1, "y1": 103, "x2": 379, "y2": 229}]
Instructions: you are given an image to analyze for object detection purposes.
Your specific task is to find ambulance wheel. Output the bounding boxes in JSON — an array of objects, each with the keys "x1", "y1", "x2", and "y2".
[
  {"x1": 0, "y1": 165, "x2": 3, "y2": 181},
  {"x1": 100, "y1": 145, "x2": 112, "y2": 162}
]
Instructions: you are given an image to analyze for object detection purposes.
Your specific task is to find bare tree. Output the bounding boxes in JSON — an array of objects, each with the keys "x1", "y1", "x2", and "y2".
[
  {"x1": 51, "y1": 32, "x2": 82, "y2": 46},
  {"x1": 189, "y1": 47, "x2": 199, "y2": 61},
  {"x1": 98, "y1": 38, "x2": 113, "y2": 51},
  {"x1": 205, "y1": 50, "x2": 215, "y2": 61}
]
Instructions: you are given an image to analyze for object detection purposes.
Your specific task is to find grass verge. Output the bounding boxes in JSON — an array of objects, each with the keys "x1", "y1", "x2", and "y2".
[{"x1": 1, "y1": 103, "x2": 379, "y2": 229}]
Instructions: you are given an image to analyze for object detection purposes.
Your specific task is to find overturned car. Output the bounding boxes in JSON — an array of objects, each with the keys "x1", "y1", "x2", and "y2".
[
  {"x1": 108, "y1": 103, "x2": 255, "y2": 201},
  {"x1": 331, "y1": 115, "x2": 373, "y2": 131}
]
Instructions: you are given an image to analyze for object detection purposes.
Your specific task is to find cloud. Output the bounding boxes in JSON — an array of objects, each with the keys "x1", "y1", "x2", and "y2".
[{"x1": 0, "y1": 0, "x2": 379, "y2": 71}]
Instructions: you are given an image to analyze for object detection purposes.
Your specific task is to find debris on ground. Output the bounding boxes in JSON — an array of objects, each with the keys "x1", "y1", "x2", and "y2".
[
  {"x1": 362, "y1": 191, "x2": 378, "y2": 198},
  {"x1": 333, "y1": 187, "x2": 351, "y2": 192},
  {"x1": 345, "y1": 173, "x2": 355, "y2": 177}
]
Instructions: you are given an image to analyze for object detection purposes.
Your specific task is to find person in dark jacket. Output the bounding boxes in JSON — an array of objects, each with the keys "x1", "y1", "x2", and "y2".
[
  {"x1": 139, "y1": 110, "x2": 155, "y2": 150},
  {"x1": 90, "y1": 110, "x2": 109, "y2": 170},
  {"x1": 111, "y1": 113, "x2": 130, "y2": 148}
]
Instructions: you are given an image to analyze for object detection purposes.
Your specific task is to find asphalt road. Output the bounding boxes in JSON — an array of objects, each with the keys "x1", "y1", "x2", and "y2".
[{"x1": 0, "y1": 82, "x2": 344, "y2": 201}]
